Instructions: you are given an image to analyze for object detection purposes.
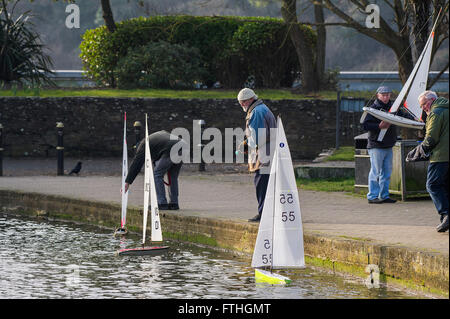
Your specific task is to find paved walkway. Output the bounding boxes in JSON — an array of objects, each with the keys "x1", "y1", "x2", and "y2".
[{"x1": 0, "y1": 158, "x2": 448, "y2": 255}]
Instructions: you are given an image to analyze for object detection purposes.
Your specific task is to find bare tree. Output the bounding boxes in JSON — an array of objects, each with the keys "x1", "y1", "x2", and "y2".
[{"x1": 318, "y1": 0, "x2": 448, "y2": 85}]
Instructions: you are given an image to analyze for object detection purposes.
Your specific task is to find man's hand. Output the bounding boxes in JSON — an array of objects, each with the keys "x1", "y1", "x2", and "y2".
[
  {"x1": 237, "y1": 139, "x2": 248, "y2": 154},
  {"x1": 379, "y1": 121, "x2": 391, "y2": 129},
  {"x1": 122, "y1": 182, "x2": 130, "y2": 194}
]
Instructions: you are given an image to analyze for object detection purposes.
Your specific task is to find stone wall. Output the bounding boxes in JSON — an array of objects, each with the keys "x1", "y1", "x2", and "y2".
[{"x1": 0, "y1": 97, "x2": 341, "y2": 159}]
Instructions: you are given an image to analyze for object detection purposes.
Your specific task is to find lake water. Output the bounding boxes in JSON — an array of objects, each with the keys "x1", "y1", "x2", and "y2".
[{"x1": 0, "y1": 213, "x2": 421, "y2": 299}]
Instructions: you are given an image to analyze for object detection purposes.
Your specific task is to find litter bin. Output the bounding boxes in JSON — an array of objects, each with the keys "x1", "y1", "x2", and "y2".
[
  {"x1": 390, "y1": 140, "x2": 428, "y2": 201},
  {"x1": 354, "y1": 133, "x2": 370, "y2": 193},
  {"x1": 354, "y1": 135, "x2": 429, "y2": 201}
]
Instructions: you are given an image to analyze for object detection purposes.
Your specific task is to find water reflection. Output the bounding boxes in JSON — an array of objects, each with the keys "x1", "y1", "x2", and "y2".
[{"x1": 0, "y1": 214, "x2": 419, "y2": 299}]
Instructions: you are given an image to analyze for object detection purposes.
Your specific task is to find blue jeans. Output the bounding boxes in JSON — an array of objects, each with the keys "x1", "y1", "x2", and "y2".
[
  {"x1": 154, "y1": 155, "x2": 182, "y2": 205},
  {"x1": 367, "y1": 148, "x2": 393, "y2": 200},
  {"x1": 426, "y1": 162, "x2": 449, "y2": 217}
]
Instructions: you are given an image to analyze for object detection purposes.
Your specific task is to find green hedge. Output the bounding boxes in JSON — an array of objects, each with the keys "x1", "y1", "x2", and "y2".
[
  {"x1": 115, "y1": 41, "x2": 207, "y2": 89},
  {"x1": 80, "y1": 15, "x2": 316, "y2": 89}
]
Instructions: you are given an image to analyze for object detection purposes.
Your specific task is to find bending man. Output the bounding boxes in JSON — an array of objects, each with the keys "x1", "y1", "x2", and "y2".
[{"x1": 124, "y1": 130, "x2": 184, "y2": 210}]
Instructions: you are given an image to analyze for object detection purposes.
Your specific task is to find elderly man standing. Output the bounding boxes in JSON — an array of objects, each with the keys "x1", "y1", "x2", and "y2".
[
  {"x1": 417, "y1": 91, "x2": 449, "y2": 232},
  {"x1": 362, "y1": 86, "x2": 398, "y2": 204},
  {"x1": 237, "y1": 88, "x2": 277, "y2": 222}
]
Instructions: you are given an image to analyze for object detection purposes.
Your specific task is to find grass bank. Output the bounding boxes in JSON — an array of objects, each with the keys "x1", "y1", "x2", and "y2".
[
  {"x1": 296, "y1": 147, "x2": 356, "y2": 192},
  {"x1": 296, "y1": 177, "x2": 355, "y2": 193},
  {"x1": 324, "y1": 146, "x2": 355, "y2": 162},
  {"x1": 0, "y1": 88, "x2": 370, "y2": 100}
]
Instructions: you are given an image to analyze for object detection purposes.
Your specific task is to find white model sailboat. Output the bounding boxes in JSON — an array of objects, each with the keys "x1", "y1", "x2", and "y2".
[
  {"x1": 114, "y1": 112, "x2": 129, "y2": 236},
  {"x1": 118, "y1": 114, "x2": 169, "y2": 256},
  {"x1": 360, "y1": 14, "x2": 441, "y2": 141},
  {"x1": 251, "y1": 117, "x2": 305, "y2": 284}
]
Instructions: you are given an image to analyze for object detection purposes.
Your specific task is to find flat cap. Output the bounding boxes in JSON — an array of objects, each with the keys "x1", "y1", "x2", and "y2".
[{"x1": 376, "y1": 86, "x2": 392, "y2": 94}]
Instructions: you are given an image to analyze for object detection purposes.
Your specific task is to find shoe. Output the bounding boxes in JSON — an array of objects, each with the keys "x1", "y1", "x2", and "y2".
[
  {"x1": 159, "y1": 204, "x2": 170, "y2": 210},
  {"x1": 248, "y1": 214, "x2": 261, "y2": 222},
  {"x1": 436, "y1": 215, "x2": 449, "y2": 233},
  {"x1": 381, "y1": 198, "x2": 397, "y2": 203},
  {"x1": 168, "y1": 203, "x2": 179, "y2": 210},
  {"x1": 368, "y1": 198, "x2": 382, "y2": 204}
]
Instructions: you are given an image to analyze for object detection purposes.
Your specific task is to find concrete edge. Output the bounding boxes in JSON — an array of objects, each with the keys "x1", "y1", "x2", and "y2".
[{"x1": 0, "y1": 189, "x2": 448, "y2": 298}]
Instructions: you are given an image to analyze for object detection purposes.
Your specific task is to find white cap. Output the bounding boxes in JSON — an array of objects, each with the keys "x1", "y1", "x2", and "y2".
[{"x1": 237, "y1": 88, "x2": 257, "y2": 101}]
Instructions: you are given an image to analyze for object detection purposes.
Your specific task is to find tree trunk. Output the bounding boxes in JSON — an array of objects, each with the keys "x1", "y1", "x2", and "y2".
[
  {"x1": 314, "y1": 0, "x2": 326, "y2": 85},
  {"x1": 101, "y1": 0, "x2": 116, "y2": 33},
  {"x1": 393, "y1": 34, "x2": 414, "y2": 85},
  {"x1": 411, "y1": 0, "x2": 432, "y2": 60},
  {"x1": 100, "y1": 0, "x2": 116, "y2": 86},
  {"x1": 281, "y1": 0, "x2": 320, "y2": 92}
]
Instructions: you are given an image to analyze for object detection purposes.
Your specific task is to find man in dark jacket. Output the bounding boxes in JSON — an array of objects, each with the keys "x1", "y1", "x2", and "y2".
[
  {"x1": 124, "y1": 130, "x2": 184, "y2": 210},
  {"x1": 362, "y1": 86, "x2": 398, "y2": 204}
]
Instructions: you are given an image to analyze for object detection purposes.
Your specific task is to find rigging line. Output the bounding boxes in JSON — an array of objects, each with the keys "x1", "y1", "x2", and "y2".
[{"x1": 359, "y1": 10, "x2": 437, "y2": 108}]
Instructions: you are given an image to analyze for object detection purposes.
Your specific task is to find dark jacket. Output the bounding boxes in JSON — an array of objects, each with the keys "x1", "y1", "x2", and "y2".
[
  {"x1": 362, "y1": 99, "x2": 397, "y2": 149},
  {"x1": 125, "y1": 130, "x2": 181, "y2": 184}
]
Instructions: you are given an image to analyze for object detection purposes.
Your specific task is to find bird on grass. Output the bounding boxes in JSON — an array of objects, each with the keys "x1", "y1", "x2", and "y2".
[{"x1": 69, "y1": 161, "x2": 82, "y2": 176}]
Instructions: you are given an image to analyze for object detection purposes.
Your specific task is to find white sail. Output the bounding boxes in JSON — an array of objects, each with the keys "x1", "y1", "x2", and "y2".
[
  {"x1": 403, "y1": 31, "x2": 434, "y2": 120},
  {"x1": 142, "y1": 114, "x2": 163, "y2": 244},
  {"x1": 376, "y1": 16, "x2": 439, "y2": 141},
  {"x1": 251, "y1": 117, "x2": 305, "y2": 269},
  {"x1": 142, "y1": 115, "x2": 151, "y2": 245},
  {"x1": 251, "y1": 146, "x2": 277, "y2": 268},
  {"x1": 147, "y1": 128, "x2": 163, "y2": 243},
  {"x1": 272, "y1": 118, "x2": 305, "y2": 268},
  {"x1": 120, "y1": 112, "x2": 129, "y2": 229}
]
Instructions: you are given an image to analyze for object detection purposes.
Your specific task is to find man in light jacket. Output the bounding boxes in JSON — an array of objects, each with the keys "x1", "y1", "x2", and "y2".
[{"x1": 237, "y1": 88, "x2": 277, "y2": 222}]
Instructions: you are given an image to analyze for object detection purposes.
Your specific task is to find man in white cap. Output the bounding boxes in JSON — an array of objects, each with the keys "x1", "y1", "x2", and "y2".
[
  {"x1": 362, "y1": 86, "x2": 398, "y2": 204},
  {"x1": 237, "y1": 88, "x2": 277, "y2": 222}
]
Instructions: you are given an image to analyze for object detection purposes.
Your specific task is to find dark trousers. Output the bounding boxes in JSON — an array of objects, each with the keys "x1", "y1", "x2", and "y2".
[
  {"x1": 254, "y1": 169, "x2": 270, "y2": 216},
  {"x1": 154, "y1": 155, "x2": 183, "y2": 205},
  {"x1": 426, "y1": 162, "x2": 449, "y2": 218}
]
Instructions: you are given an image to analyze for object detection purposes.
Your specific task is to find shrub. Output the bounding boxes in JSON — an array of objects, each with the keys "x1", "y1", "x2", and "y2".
[
  {"x1": 80, "y1": 15, "x2": 316, "y2": 89},
  {"x1": 228, "y1": 20, "x2": 304, "y2": 88},
  {"x1": 114, "y1": 41, "x2": 207, "y2": 89},
  {"x1": 0, "y1": 6, "x2": 54, "y2": 87}
]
